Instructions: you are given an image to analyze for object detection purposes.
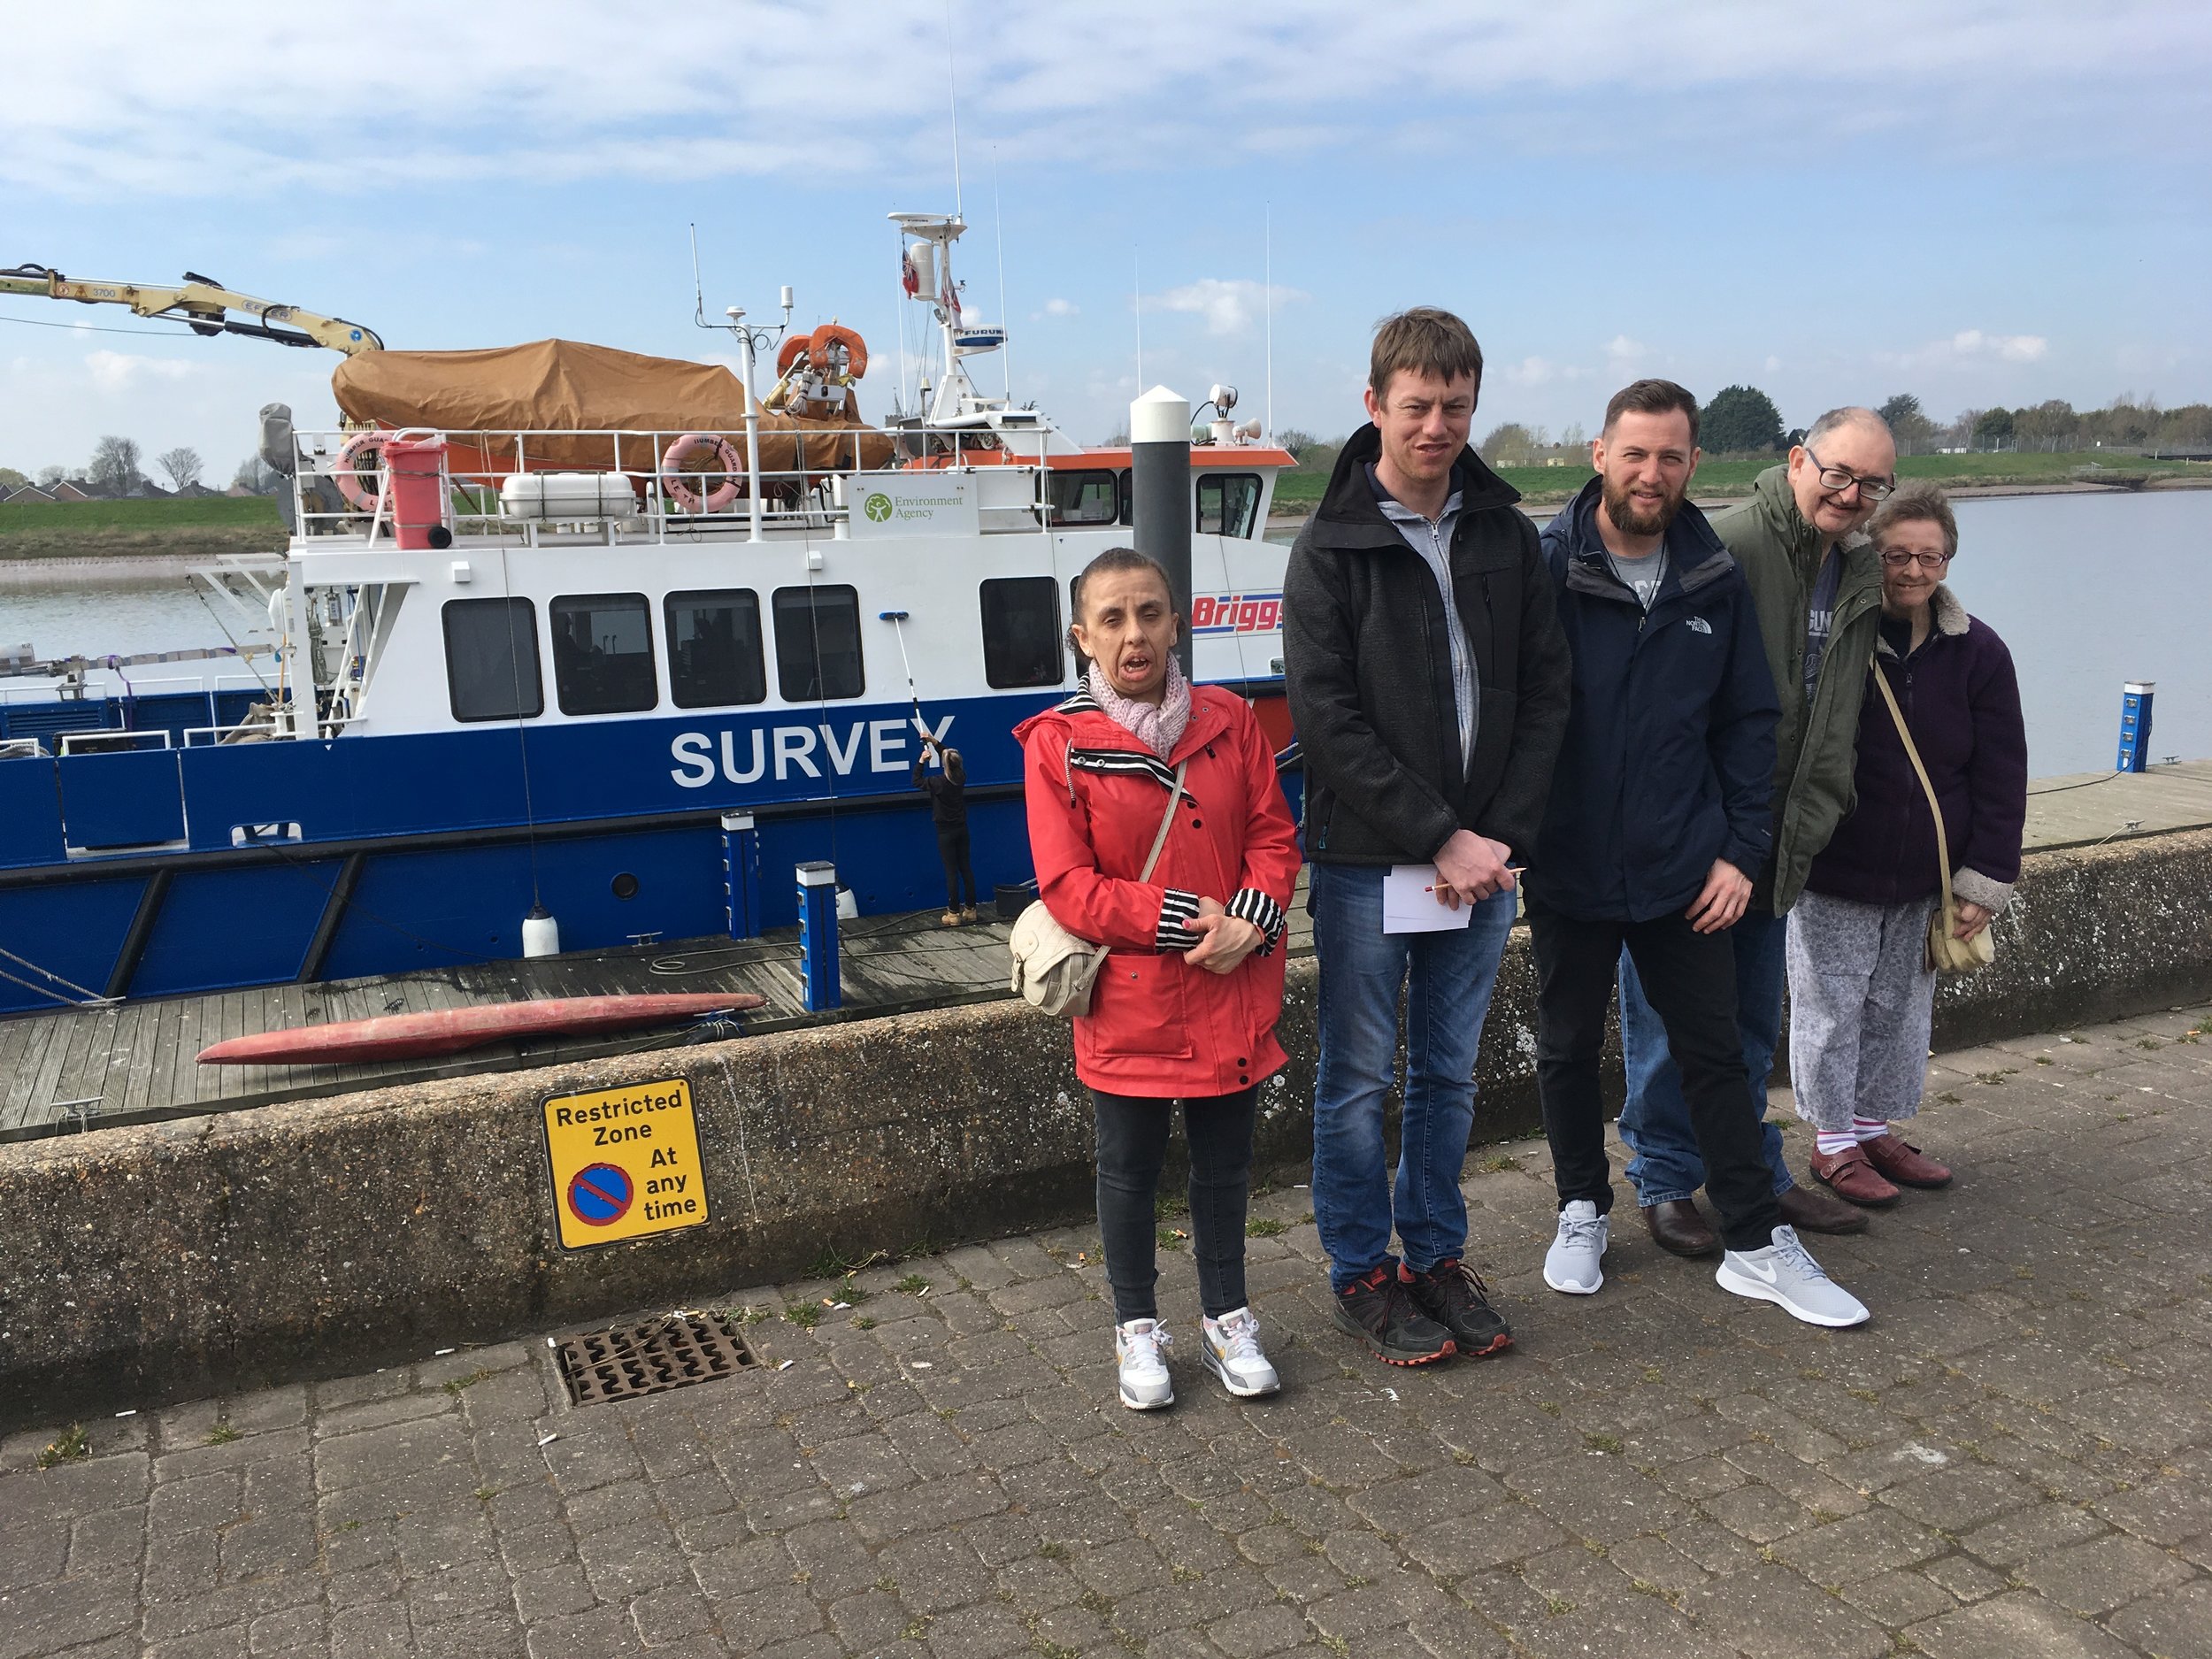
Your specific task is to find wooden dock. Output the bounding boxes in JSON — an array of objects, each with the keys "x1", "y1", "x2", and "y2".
[{"x1": 4, "y1": 759, "x2": 2206, "y2": 1142}]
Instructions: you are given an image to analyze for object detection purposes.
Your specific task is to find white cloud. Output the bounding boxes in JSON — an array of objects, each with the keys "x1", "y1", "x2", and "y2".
[
  {"x1": 7, "y1": 2, "x2": 2193, "y2": 199},
  {"x1": 1764, "y1": 355, "x2": 1784, "y2": 373},
  {"x1": 1150, "y1": 279, "x2": 1302, "y2": 337},
  {"x1": 84, "y1": 350, "x2": 199, "y2": 391},
  {"x1": 1878, "y1": 329, "x2": 2053, "y2": 372},
  {"x1": 1040, "y1": 298, "x2": 1079, "y2": 318},
  {"x1": 1951, "y1": 329, "x2": 2048, "y2": 363},
  {"x1": 1503, "y1": 356, "x2": 1556, "y2": 386},
  {"x1": 1605, "y1": 334, "x2": 1646, "y2": 361}
]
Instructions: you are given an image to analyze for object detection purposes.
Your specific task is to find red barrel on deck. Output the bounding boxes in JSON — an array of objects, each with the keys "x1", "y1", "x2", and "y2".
[{"x1": 382, "y1": 435, "x2": 453, "y2": 549}]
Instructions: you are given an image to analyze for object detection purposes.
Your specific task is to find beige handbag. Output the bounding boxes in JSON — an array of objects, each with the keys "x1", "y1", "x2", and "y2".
[
  {"x1": 1871, "y1": 663, "x2": 1995, "y2": 976},
  {"x1": 1010, "y1": 759, "x2": 1187, "y2": 1018}
]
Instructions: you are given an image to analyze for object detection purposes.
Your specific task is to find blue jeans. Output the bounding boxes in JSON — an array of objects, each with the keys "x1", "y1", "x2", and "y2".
[
  {"x1": 1617, "y1": 907, "x2": 1794, "y2": 1206},
  {"x1": 1310, "y1": 864, "x2": 1517, "y2": 1291}
]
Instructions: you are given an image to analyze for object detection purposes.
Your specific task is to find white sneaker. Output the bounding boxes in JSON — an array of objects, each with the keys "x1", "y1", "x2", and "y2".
[
  {"x1": 1716, "y1": 1225, "x2": 1870, "y2": 1328},
  {"x1": 1199, "y1": 1307, "x2": 1280, "y2": 1398},
  {"x1": 1113, "y1": 1319, "x2": 1174, "y2": 1409},
  {"x1": 1543, "y1": 1200, "x2": 1609, "y2": 1294}
]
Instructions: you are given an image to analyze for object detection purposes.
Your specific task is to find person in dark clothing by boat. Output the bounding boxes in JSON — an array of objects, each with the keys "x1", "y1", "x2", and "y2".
[{"x1": 915, "y1": 735, "x2": 979, "y2": 925}]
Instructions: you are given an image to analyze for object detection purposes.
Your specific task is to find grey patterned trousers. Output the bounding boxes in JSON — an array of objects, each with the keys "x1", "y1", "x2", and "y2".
[{"x1": 1786, "y1": 889, "x2": 1939, "y2": 1133}]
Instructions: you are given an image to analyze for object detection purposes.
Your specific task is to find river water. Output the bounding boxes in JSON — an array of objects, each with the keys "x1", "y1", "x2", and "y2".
[{"x1": 4, "y1": 490, "x2": 2206, "y2": 776}]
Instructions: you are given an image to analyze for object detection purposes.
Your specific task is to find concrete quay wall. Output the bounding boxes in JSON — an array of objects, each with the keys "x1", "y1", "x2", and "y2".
[{"x1": 4, "y1": 826, "x2": 2208, "y2": 1428}]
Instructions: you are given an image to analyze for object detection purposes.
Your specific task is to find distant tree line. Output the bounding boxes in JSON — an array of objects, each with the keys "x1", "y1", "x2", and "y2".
[
  {"x1": 0, "y1": 435, "x2": 284, "y2": 498},
  {"x1": 1269, "y1": 388, "x2": 2212, "y2": 473}
]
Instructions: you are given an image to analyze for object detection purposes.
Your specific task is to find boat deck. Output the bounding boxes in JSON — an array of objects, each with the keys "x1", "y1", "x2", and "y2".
[{"x1": 4, "y1": 759, "x2": 2208, "y2": 1142}]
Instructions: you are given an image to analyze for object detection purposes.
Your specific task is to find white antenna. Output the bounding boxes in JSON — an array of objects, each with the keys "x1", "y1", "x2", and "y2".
[
  {"x1": 943, "y1": 2, "x2": 964, "y2": 218},
  {"x1": 1133, "y1": 249, "x2": 1143, "y2": 396},
  {"x1": 688, "y1": 223, "x2": 707, "y2": 327},
  {"x1": 992, "y1": 149, "x2": 1011, "y2": 399},
  {"x1": 893, "y1": 222, "x2": 912, "y2": 418},
  {"x1": 1263, "y1": 203, "x2": 1274, "y2": 442}
]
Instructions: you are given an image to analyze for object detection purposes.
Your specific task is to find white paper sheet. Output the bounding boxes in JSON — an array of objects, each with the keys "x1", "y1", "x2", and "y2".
[{"x1": 1382, "y1": 864, "x2": 1472, "y2": 933}]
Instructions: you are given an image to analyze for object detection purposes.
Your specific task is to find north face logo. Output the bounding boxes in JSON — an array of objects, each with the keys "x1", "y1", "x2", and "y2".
[{"x1": 1685, "y1": 616, "x2": 1713, "y2": 635}]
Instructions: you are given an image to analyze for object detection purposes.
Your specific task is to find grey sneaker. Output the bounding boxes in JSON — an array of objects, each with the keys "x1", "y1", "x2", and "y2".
[
  {"x1": 1199, "y1": 1307, "x2": 1280, "y2": 1398},
  {"x1": 1716, "y1": 1225, "x2": 1870, "y2": 1328},
  {"x1": 1543, "y1": 1199, "x2": 1609, "y2": 1294},
  {"x1": 1113, "y1": 1319, "x2": 1174, "y2": 1409}
]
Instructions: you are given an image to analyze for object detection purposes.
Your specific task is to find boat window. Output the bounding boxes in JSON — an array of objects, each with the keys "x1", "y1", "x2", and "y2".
[
  {"x1": 1197, "y1": 472, "x2": 1263, "y2": 539},
  {"x1": 442, "y1": 597, "x2": 542, "y2": 723},
  {"x1": 979, "y1": 577, "x2": 1065, "y2": 689},
  {"x1": 665, "y1": 589, "x2": 767, "y2": 708},
  {"x1": 772, "y1": 585, "x2": 866, "y2": 702},
  {"x1": 1044, "y1": 469, "x2": 1119, "y2": 526},
  {"x1": 549, "y1": 593, "x2": 657, "y2": 716}
]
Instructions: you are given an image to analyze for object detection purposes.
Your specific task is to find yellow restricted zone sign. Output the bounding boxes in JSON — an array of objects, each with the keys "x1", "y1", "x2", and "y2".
[{"x1": 542, "y1": 1078, "x2": 710, "y2": 1249}]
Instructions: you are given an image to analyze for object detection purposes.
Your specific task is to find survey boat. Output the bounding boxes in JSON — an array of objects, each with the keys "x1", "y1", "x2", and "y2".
[{"x1": 0, "y1": 212, "x2": 1296, "y2": 1015}]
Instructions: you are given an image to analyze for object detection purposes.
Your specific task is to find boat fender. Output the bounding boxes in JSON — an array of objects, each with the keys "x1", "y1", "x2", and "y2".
[
  {"x1": 809, "y1": 323, "x2": 869, "y2": 381},
  {"x1": 522, "y1": 905, "x2": 560, "y2": 959},
  {"x1": 775, "y1": 330, "x2": 815, "y2": 377},
  {"x1": 661, "y1": 433, "x2": 744, "y2": 513},
  {"x1": 333, "y1": 429, "x2": 392, "y2": 513}
]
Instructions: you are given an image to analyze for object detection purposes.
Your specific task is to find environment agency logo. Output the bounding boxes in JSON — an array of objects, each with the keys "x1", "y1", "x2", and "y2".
[{"x1": 864, "y1": 491, "x2": 894, "y2": 522}]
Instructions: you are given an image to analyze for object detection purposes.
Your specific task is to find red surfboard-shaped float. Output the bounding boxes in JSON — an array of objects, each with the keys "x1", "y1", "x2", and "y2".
[{"x1": 196, "y1": 993, "x2": 764, "y2": 1067}]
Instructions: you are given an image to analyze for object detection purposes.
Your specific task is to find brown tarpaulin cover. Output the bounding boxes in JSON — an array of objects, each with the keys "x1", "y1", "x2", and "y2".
[{"x1": 330, "y1": 338, "x2": 894, "y2": 478}]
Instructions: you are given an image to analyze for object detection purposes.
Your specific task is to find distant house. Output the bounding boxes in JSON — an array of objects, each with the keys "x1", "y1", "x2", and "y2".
[
  {"x1": 225, "y1": 483, "x2": 258, "y2": 498},
  {"x1": 3, "y1": 485, "x2": 57, "y2": 504},
  {"x1": 129, "y1": 480, "x2": 173, "y2": 500},
  {"x1": 48, "y1": 480, "x2": 95, "y2": 503},
  {"x1": 176, "y1": 481, "x2": 219, "y2": 499}
]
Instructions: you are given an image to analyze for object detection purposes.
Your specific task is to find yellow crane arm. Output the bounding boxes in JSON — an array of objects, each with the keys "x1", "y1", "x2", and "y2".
[{"x1": 0, "y1": 264, "x2": 382, "y2": 355}]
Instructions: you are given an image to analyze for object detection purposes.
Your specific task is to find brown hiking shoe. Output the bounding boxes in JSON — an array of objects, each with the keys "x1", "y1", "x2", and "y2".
[
  {"x1": 1860, "y1": 1133, "x2": 1952, "y2": 1188},
  {"x1": 1809, "y1": 1144, "x2": 1901, "y2": 1208}
]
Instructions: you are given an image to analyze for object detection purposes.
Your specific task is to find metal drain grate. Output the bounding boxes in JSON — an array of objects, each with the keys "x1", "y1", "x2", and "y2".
[{"x1": 555, "y1": 1313, "x2": 757, "y2": 1405}]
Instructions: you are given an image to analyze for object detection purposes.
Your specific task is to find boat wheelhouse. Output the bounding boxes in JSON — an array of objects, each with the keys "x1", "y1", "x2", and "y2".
[{"x1": 0, "y1": 214, "x2": 1297, "y2": 1015}]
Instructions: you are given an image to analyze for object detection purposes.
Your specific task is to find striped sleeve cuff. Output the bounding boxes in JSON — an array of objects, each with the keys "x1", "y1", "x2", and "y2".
[
  {"x1": 1155, "y1": 888, "x2": 1203, "y2": 951},
  {"x1": 1226, "y1": 887, "x2": 1286, "y2": 956}
]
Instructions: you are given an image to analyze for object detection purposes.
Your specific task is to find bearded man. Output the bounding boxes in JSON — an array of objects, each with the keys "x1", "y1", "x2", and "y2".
[{"x1": 1520, "y1": 379, "x2": 1869, "y2": 1328}]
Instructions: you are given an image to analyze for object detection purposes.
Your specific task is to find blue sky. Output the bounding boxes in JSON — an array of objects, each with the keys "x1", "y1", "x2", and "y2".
[{"x1": 3, "y1": 1, "x2": 2208, "y2": 480}]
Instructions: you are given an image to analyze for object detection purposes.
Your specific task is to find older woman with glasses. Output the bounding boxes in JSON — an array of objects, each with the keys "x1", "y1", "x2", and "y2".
[{"x1": 1784, "y1": 483, "x2": 2027, "y2": 1205}]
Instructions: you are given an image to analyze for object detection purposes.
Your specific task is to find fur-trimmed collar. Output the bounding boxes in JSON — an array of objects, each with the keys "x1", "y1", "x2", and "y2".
[{"x1": 1876, "y1": 583, "x2": 1969, "y2": 657}]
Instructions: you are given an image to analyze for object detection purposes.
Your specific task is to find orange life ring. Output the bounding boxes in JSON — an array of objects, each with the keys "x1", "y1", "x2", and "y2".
[
  {"x1": 334, "y1": 430, "x2": 391, "y2": 512},
  {"x1": 809, "y1": 323, "x2": 868, "y2": 381},
  {"x1": 661, "y1": 433, "x2": 743, "y2": 513},
  {"x1": 775, "y1": 331, "x2": 814, "y2": 377}
]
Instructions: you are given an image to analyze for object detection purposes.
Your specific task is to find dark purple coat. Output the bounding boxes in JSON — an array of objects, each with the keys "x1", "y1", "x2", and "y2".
[{"x1": 1805, "y1": 587, "x2": 2027, "y2": 910}]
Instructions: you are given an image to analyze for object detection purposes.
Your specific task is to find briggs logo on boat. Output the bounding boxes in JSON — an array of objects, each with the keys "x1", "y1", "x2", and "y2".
[{"x1": 1190, "y1": 592, "x2": 1283, "y2": 635}]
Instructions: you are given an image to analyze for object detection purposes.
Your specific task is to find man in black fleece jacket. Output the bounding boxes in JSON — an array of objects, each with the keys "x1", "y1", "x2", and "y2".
[{"x1": 1284, "y1": 307, "x2": 1570, "y2": 1367}]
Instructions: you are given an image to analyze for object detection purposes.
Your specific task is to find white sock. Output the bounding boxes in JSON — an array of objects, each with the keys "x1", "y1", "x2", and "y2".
[
  {"x1": 1816, "y1": 1131, "x2": 1858, "y2": 1156},
  {"x1": 1853, "y1": 1118, "x2": 1888, "y2": 1143}
]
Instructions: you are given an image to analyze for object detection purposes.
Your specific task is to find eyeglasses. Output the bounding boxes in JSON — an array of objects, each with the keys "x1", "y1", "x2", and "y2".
[
  {"x1": 1802, "y1": 444, "x2": 1895, "y2": 502},
  {"x1": 1879, "y1": 549, "x2": 1952, "y2": 571}
]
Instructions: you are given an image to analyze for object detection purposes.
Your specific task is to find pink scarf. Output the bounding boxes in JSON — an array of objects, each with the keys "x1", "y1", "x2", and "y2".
[{"x1": 1089, "y1": 657, "x2": 1191, "y2": 760}]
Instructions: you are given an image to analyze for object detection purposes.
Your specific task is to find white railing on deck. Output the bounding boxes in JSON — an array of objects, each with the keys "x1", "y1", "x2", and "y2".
[{"x1": 288, "y1": 425, "x2": 1069, "y2": 544}]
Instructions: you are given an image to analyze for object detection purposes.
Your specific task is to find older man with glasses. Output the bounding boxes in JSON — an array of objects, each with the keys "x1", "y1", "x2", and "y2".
[{"x1": 1616, "y1": 406, "x2": 1898, "y2": 1258}]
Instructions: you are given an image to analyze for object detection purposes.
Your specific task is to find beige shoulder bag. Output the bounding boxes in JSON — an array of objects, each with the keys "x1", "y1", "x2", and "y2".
[
  {"x1": 1009, "y1": 759, "x2": 1187, "y2": 1018},
  {"x1": 1870, "y1": 662, "x2": 1994, "y2": 976}
]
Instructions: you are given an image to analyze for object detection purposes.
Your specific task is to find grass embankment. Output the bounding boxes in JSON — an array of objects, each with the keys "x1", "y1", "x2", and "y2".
[
  {"x1": 1271, "y1": 450, "x2": 2208, "y2": 512},
  {"x1": 0, "y1": 496, "x2": 287, "y2": 560}
]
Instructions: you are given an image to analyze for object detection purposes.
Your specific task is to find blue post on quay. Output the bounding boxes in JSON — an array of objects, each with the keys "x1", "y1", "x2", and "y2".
[
  {"x1": 2116, "y1": 681, "x2": 2155, "y2": 773},
  {"x1": 797, "y1": 861, "x2": 841, "y2": 1012}
]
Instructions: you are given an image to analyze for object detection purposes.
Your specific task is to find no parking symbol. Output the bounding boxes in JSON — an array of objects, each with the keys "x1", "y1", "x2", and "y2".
[{"x1": 541, "y1": 1078, "x2": 710, "y2": 1250}]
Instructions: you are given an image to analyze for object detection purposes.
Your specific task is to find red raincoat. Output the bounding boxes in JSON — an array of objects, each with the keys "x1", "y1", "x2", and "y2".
[{"x1": 1015, "y1": 684, "x2": 1302, "y2": 1097}]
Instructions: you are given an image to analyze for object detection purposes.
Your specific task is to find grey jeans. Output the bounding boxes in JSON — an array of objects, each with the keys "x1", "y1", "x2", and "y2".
[{"x1": 1786, "y1": 889, "x2": 1939, "y2": 1134}]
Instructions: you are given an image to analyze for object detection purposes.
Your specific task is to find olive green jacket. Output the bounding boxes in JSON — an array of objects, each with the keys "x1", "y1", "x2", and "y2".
[{"x1": 1709, "y1": 466, "x2": 1885, "y2": 914}]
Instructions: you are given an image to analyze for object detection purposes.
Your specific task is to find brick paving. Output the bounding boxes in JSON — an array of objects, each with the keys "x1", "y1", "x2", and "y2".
[{"x1": 4, "y1": 1002, "x2": 2209, "y2": 1658}]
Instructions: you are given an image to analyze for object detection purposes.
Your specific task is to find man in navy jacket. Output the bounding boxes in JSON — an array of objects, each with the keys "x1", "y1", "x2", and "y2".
[{"x1": 1525, "y1": 380, "x2": 1868, "y2": 1329}]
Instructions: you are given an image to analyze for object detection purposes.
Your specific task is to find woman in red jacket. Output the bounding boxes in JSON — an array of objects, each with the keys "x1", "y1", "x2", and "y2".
[{"x1": 1015, "y1": 549, "x2": 1302, "y2": 1410}]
